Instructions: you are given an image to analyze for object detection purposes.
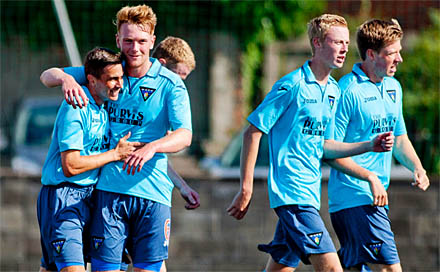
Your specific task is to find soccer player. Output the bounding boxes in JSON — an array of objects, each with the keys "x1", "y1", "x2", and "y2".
[
  {"x1": 41, "y1": 5, "x2": 192, "y2": 272},
  {"x1": 38, "y1": 47, "x2": 140, "y2": 272},
  {"x1": 41, "y1": 41, "x2": 199, "y2": 213},
  {"x1": 152, "y1": 36, "x2": 196, "y2": 80},
  {"x1": 227, "y1": 14, "x2": 394, "y2": 272},
  {"x1": 152, "y1": 36, "x2": 200, "y2": 210},
  {"x1": 327, "y1": 19, "x2": 430, "y2": 272}
]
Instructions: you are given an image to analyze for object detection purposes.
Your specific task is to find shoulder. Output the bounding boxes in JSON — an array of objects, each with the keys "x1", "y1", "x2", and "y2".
[
  {"x1": 273, "y1": 67, "x2": 304, "y2": 91},
  {"x1": 157, "y1": 65, "x2": 185, "y2": 87},
  {"x1": 338, "y1": 73, "x2": 360, "y2": 97}
]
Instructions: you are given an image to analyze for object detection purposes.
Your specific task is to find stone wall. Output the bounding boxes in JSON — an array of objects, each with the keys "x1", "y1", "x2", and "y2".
[{"x1": 1, "y1": 170, "x2": 438, "y2": 271}]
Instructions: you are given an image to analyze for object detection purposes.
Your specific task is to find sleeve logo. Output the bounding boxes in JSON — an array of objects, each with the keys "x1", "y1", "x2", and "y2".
[{"x1": 140, "y1": 86, "x2": 156, "y2": 101}]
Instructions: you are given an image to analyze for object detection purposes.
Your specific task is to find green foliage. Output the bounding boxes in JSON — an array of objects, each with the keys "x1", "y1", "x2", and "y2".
[
  {"x1": 220, "y1": 0, "x2": 326, "y2": 110},
  {"x1": 395, "y1": 9, "x2": 440, "y2": 174}
]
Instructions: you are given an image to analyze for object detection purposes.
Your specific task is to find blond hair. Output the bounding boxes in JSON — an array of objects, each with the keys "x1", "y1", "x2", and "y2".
[
  {"x1": 356, "y1": 19, "x2": 403, "y2": 61},
  {"x1": 307, "y1": 14, "x2": 348, "y2": 55},
  {"x1": 152, "y1": 36, "x2": 196, "y2": 71},
  {"x1": 115, "y1": 4, "x2": 157, "y2": 34}
]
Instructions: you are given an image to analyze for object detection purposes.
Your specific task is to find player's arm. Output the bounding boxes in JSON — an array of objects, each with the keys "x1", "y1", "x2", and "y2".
[
  {"x1": 168, "y1": 163, "x2": 200, "y2": 209},
  {"x1": 227, "y1": 124, "x2": 263, "y2": 220},
  {"x1": 323, "y1": 131, "x2": 394, "y2": 159},
  {"x1": 40, "y1": 67, "x2": 88, "y2": 108},
  {"x1": 123, "y1": 128, "x2": 192, "y2": 175},
  {"x1": 326, "y1": 158, "x2": 388, "y2": 206},
  {"x1": 61, "y1": 133, "x2": 141, "y2": 177},
  {"x1": 393, "y1": 134, "x2": 429, "y2": 191}
]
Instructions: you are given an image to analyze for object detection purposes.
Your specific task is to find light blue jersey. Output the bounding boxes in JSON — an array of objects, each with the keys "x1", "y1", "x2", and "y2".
[
  {"x1": 41, "y1": 87, "x2": 110, "y2": 186},
  {"x1": 247, "y1": 61, "x2": 340, "y2": 210},
  {"x1": 65, "y1": 58, "x2": 192, "y2": 206},
  {"x1": 328, "y1": 63, "x2": 406, "y2": 213}
]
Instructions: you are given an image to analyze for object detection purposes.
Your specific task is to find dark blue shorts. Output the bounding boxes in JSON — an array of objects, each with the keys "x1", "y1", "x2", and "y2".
[
  {"x1": 258, "y1": 205, "x2": 336, "y2": 268},
  {"x1": 330, "y1": 205, "x2": 400, "y2": 268},
  {"x1": 37, "y1": 183, "x2": 94, "y2": 269},
  {"x1": 89, "y1": 190, "x2": 171, "y2": 268}
]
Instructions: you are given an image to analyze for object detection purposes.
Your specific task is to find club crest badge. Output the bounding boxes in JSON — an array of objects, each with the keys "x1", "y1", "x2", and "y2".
[
  {"x1": 92, "y1": 237, "x2": 104, "y2": 250},
  {"x1": 368, "y1": 242, "x2": 383, "y2": 256},
  {"x1": 308, "y1": 232, "x2": 323, "y2": 246},
  {"x1": 140, "y1": 86, "x2": 156, "y2": 101},
  {"x1": 51, "y1": 239, "x2": 65, "y2": 254},
  {"x1": 386, "y1": 89, "x2": 396, "y2": 103},
  {"x1": 328, "y1": 95, "x2": 335, "y2": 109}
]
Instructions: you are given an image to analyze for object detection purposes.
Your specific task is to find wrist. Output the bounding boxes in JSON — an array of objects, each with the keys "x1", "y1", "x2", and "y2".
[
  {"x1": 110, "y1": 149, "x2": 120, "y2": 161},
  {"x1": 60, "y1": 74, "x2": 74, "y2": 85}
]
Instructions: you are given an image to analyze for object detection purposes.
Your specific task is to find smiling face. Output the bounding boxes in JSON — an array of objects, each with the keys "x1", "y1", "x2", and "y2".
[
  {"x1": 372, "y1": 40, "x2": 403, "y2": 80},
  {"x1": 316, "y1": 25, "x2": 350, "y2": 69},
  {"x1": 91, "y1": 64, "x2": 124, "y2": 105},
  {"x1": 116, "y1": 23, "x2": 156, "y2": 72}
]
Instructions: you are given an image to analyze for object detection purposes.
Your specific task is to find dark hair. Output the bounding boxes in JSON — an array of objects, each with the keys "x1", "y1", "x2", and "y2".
[{"x1": 84, "y1": 47, "x2": 122, "y2": 79}]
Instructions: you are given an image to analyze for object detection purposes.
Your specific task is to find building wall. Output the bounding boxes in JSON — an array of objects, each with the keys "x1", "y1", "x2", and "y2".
[{"x1": 1, "y1": 171, "x2": 438, "y2": 271}]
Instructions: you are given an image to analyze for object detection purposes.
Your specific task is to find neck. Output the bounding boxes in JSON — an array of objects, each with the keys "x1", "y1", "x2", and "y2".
[
  {"x1": 87, "y1": 85, "x2": 103, "y2": 106},
  {"x1": 125, "y1": 59, "x2": 152, "y2": 78},
  {"x1": 309, "y1": 58, "x2": 332, "y2": 85},
  {"x1": 360, "y1": 62, "x2": 383, "y2": 83}
]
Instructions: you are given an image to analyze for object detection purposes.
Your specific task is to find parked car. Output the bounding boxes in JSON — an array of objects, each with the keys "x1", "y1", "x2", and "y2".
[
  {"x1": 200, "y1": 126, "x2": 412, "y2": 180},
  {"x1": 11, "y1": 96, "x2": 62, "y2": 175}
]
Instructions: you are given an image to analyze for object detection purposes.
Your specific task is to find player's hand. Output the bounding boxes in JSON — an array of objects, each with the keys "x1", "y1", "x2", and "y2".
[
  {"x1": 411, "y1": 168, "x2": 430, "y2": 191},
  {"x1": 62, "y1": 76, "x2": 88, "y2": 109},
  {"x1": 123, "y1": 142, "x2": 157, "y2": 175},
  {"x1": 114, "y1": 132, "x2": 143, "y2": 160},
  {"x1": 367, "y1": 174, "x2": 388, "y2": 206},
  {"x1": 227, "y1": 190, "x2": 252, "y2": 220},
  {"x1": 371, "y1": 132, "x2": 394, "y2": 152},
  {"x1": 180, "y1": 186, "x2": 200, "y2": 210}
]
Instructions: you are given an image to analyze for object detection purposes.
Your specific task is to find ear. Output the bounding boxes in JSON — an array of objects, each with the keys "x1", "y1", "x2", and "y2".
[
  {"x1": 312, "y1": 37, "x2": 321, "y2": 49},
  {"x1": 87, "y1": 74, "x2": 96, "y2": 85},
  {"x1": 158, "y1": 58, "x2": 167, "y2": 65},
  {"x1": 115, "y1": 33, "x2": 121, "y2": 49},
  {"x1": 366, "y1": 49, "x2": 375, "y2": 61}
]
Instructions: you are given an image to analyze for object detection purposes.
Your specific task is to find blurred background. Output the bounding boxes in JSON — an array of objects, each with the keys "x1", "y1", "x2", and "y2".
[{"x1": 1, "y1": 0, "x2": 439, "y2": 271}]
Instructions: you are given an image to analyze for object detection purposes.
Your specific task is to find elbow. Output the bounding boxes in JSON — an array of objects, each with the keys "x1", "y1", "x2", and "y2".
[
  {"x1": 40, "y1": 69, "x2": 54, "y2": 87},
  {"x1": 62, "y1": 167, "x2": 75, "y2": 177},
  {"x1": 183, "y1": 130, "x2": 192, "y2": 148},
  {"x1": 62, "y1": 163, "x2": 78, "y2": 177}
]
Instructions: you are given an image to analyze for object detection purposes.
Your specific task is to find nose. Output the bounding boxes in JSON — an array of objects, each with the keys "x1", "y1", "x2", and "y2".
[
  {"x1": 396, "y1": 52, "x2": 403, "y2": 63},
  {"x1": 342, "y1": 42, "x2": 349, "y2": 53},
  {"x1": 131, "y1": 41, "x2": 139, "y2": 51},
  {"x1": 116, "y1": 77, "x2": 123, "y2": 88}
]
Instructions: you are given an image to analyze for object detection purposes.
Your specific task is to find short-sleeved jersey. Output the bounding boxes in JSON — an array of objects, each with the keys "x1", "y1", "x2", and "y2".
[
  {"x1": 41, "y1": 87, "x2": 110, "y2": 186},
  {"x1": 65, "y1": 58, "x2": 192, "y2": 206},
  {"x1": 328, "y1": 63, "x2": 407, "y2": 213},
  {"x1": 247, "y1": 61, "x2": 340, "y2": 210}
]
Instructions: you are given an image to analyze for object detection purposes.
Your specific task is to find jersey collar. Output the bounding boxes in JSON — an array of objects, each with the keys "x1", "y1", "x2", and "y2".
[
  {"x1": 121, "y1": 58, "x2": 162, "y2": 79},
  {"x1": 82, "y1": 86, "x2": 100, "y2": 108},
  {"x1": 145, "y1": 57, "x2": 162, "y2": 78},
  {"x1": 302, "y1": 60, "x2": 337, "y2": 85},
  {"x1": 352, "y1": 63, "x2": 370, "y2": 82}
]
